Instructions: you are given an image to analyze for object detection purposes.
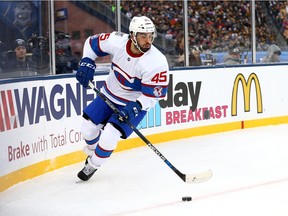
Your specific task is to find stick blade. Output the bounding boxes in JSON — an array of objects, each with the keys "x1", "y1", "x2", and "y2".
[{"x1": 185, "y1": 169, "x2": 212, "y2": 183}]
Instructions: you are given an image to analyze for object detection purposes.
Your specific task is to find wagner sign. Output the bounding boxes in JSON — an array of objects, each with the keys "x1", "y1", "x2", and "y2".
[{"x1": 231, "y1": 73, "x2": 263, "y2": 116}]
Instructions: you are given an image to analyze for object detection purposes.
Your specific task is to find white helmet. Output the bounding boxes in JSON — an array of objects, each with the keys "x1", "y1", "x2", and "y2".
[
  {"x1": 129, "y1": 16, "x2": 156, "y2": 53},
  {"x1": 129, "y1": 16, "x2": 155, "y2": 34}
]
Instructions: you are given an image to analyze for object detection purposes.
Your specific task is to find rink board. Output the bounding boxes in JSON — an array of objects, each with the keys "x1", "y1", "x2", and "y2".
[{"x1": 1, "y1": 64, "x2": 288, "y2": 191}]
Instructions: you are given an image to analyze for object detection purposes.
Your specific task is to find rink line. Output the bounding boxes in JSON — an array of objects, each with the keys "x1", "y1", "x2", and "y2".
[
  {"x1": 194, "y1": 177, "x2": 288, "y2": 201},
  {"x1": 110, "y1": 177, "x2": 288, "y2": 216}
]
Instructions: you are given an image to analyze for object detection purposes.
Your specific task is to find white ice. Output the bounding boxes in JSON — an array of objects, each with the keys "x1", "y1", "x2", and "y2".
[{"x1": 1, "y1": 124, "x2": 288, "y2": 216}]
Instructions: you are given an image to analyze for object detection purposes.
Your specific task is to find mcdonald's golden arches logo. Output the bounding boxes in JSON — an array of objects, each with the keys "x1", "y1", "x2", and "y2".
[{"x1": 231, "y1": 73, "x2": 263, "y2": 116}]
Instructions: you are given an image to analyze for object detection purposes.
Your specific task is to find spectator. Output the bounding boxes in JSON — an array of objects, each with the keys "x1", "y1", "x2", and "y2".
[
  {"x1": 27, "y1": 33, "x2": 50, "y2": 74},
  {"x1": 190, "y1": 45, "x2": 203, "y2": 66},
  {"x1": 4, "y1": 38, "x2": 37, "y2": 75},
  {"x1": 167, "y1": 36, "x2": 202, "y2": 67},
  {"x1": 283, "y1": 25, "x2": 288, "y2": 44},
  {"x1": 55, "y1": 31, "x2": 79, "y2": 74},
  {"x1": 260, "y1": 44, "x2": 281, "y2": 63},
  {"x1": 223, "y1": 47, "x2": 241, "y2": 65},
  {"x1": 174, "y1": 36, "x2": 186, "y2": 66}
]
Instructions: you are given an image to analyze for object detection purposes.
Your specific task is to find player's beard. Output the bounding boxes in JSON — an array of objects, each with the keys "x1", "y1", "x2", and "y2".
[{"x1": 139, "y1": 44, "x2": 151, "y2": 53}]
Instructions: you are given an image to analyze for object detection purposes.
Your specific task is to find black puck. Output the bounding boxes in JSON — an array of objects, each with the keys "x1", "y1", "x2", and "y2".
[{"x1": 182, "y1": 196, "x2": 192, "y2": 201}]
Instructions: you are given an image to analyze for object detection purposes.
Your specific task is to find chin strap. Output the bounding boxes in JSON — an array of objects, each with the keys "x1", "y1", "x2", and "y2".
[
  {"x1": 130, "y1": 32, "x2": 155, "y2": 54},
  {"x1": 131, "y1": 36, "x2": 145, "y2": 54}
]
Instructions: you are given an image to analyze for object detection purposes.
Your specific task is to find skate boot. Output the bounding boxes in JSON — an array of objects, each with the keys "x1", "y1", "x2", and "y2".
[{"x1": 77, "y1": 156, "x2": 99, "y2": 181}]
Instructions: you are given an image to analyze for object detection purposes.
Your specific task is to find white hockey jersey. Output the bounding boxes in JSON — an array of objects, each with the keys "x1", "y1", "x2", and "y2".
[{"x1": 82, "y1": 31, "x2": 169, "y2": 110}]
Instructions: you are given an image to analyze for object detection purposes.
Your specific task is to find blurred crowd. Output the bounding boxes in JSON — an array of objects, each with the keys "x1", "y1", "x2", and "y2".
[
  {"x1": 115, "y1": 1, "x2": 279, "y2": 52},
  {"x1": 102, "y1": 0, "x2": 288, "y2": 66},
  {"x1": 267, "y1": 0, "x2": 288, "y2": 45}
]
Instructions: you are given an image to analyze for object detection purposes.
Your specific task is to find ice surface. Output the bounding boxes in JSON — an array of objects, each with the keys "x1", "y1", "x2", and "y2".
[{"x1": 1, "y1": 124, "x2": 288, "y2": 216}]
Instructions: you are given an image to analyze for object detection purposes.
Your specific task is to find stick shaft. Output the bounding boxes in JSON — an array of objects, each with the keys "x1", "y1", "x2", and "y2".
[{"x1": 88, "y1": 81, "x2": 186, "y2": 182}]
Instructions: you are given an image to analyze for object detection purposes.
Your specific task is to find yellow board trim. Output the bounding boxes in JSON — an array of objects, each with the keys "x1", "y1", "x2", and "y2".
[{"x1": 1, "y1": 116, "x2": 287, "y2": 192}]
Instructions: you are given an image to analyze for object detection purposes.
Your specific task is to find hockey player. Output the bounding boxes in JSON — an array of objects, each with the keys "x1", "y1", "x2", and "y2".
[{"x1": 76, "y1": 16, "x2": 169, "y2": 181}]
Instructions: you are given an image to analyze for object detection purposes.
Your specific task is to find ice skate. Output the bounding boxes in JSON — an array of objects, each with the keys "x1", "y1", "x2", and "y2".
[{"x1": 77, "y1": 156, "x2": 98, "y2": 181}]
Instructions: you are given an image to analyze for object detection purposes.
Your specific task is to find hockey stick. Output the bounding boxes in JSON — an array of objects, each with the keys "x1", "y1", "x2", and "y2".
[{"x1": 88, "y1": 81, "x2": 212, "y2": 183}]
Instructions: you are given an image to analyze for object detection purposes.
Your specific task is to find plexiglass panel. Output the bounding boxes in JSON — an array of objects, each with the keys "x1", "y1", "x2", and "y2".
[
  {"x1": 0, "y1": 1, "x2": 51, "y2": 78},
  {"x1": 0, "y1": 0, "x2": 287, "y2": 80}
]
